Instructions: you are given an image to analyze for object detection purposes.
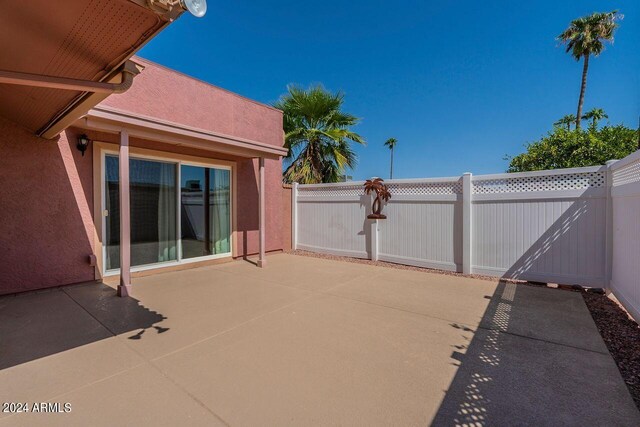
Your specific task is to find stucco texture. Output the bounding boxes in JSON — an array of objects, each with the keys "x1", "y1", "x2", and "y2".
[
  {"x1": 0, "y1": 119, "x2": 95, "y2": 294},
  {"x1": 100, "y1": 57, "x2": 284, "y2": 148},
  {"x1": 0, "y1": 60, "x2": 285, "y2": 295}
]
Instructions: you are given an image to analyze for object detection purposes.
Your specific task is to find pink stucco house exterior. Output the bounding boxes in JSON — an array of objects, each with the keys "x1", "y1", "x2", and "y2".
[
  {"x1": 0, "y1": 58, "x2": 286, "y2": 294},
  {"x1": 0, "y1": 0, "x2": 286, "y2": 296}
]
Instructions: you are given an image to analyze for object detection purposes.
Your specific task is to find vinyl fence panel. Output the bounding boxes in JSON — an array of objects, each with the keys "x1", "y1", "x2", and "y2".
[
  {"x1": 377, "y1": 178, "x2": 463, "y2": 271},
  {"x1": 610, "y1": 151, "x2": 640, "y2": 321},
  {"x1": 296, "y1": 183, "x2": 371, "y2": 258},
  {"x1": 470, "y1": 168, "x2": 608, "y2": 286},
  {"x1": 293, "y1": 157, "x2": 640, "y2": 313}
]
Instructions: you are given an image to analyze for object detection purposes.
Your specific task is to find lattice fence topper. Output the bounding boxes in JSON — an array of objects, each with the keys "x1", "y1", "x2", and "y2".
[
  {"x1": 386, "y1": 180, "x2": 462, "y2": 195},
  {"x1": 472, "y1": 171, "x2": 606, "y2": 194},
  {"x1": 297, "y1": 184, "x2": 363, "y2": 197},
  {"x1": 613, "y1": 159, "x2": 640, "y2": 186}
]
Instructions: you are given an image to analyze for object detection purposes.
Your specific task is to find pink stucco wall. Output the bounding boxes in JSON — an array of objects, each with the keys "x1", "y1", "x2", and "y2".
[
  {"x1": 0, "y1": 119, "x2": 96, "y2": 294},
  {"x1": 100, "y1": 57, "x2": 284, "y2": 148},
  {"x1": 0, "y1": 60, "x2": 285, "y2": 295}
]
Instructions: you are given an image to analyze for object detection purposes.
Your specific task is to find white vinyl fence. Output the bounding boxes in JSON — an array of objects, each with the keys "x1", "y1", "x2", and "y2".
[
  {"x1": 293, "y1": 164, "x2": 613, "y2": 285},
  {"x1": 610, "y1": 151, "x2": 640, "y2": 321},
  {"x1": 292, "y1": 152, "x2": 640, "y2": 321},
  {"x1": 470, "y1": 168, "x2": 608, "y2": 285},
  {"x1": 294, "y1": 184, "x2": 371, "y2": 259}
]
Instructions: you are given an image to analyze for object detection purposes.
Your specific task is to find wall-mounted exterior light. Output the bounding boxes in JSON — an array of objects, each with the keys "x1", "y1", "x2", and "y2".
[
  {"x1": 146, "y1": 0, "x2": 207, "y2": 18},
  {"x1": 181, "y1": 0, "x2": 207, "y2": 17},
  {"x1": 77, "y1": 134, "x2": 90, "y2": 156}
]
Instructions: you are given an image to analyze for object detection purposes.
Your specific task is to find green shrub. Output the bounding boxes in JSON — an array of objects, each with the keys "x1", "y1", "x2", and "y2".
[{"x1": 506, "y1": 125, "x2": 638, "y2": 172}]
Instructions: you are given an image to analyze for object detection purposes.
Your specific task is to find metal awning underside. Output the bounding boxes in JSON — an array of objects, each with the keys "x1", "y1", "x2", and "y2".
[{"x1": 0, "y1": 0, "x2": 183, "y2": 138}]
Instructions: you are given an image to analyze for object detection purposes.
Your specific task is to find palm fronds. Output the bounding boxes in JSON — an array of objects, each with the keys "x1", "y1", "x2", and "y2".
[{"x1": 275, "y1": 84, "x2": 365, "y2": 184}]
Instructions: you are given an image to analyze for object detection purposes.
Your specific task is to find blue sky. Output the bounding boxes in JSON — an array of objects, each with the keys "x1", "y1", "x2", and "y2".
[{"x1": 139, "y1": 0, "x2": 640, "y2": 179}]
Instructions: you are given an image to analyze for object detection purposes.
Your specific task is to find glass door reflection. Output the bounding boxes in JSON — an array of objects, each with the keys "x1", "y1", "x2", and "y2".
[{"x1": 180, "y1": 165, "x2": 230, "y2": 259}]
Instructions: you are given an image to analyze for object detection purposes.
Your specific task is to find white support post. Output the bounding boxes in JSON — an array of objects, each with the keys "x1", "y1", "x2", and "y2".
[
  {"x1": 257, "y1": 157, "x2": 266, "y2": 268},
  {"x1": 604, "y1": 159, "x2": 617, "y2": 293},
  {"x1": 462, "y1": 172, "x2": 473, "y2": 275},
  {"x1": 370, "y1": 219, "x2": 379, "y2": 261},
  {"x1": 117, "y1": 130, "x2": 132, "y2": 297},
  {"x1": 291, "y1": 182, "x2": 298, "y2": 250}
]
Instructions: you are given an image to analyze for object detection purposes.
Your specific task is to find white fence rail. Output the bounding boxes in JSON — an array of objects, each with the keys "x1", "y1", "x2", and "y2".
[{"x1": 292, "y1": 152, "x2": 640, "y2": 321}]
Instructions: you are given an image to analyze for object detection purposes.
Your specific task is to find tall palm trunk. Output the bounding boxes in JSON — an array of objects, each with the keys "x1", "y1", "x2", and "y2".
[
  {"x1": 389, "y1": 147, "x2": 394, "y2": 179},
  {"x1": 576, "y1": 53, "x2": 590, "y2": 130}
]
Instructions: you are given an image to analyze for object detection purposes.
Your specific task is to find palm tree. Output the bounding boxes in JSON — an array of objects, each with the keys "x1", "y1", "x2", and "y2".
[
  {"x1": 384, "y1": 138, "x2": 398, "y2": 179},
  {"x1": 554, "y1": 114, "x2": 577, "y2": 131},
  {"x1": 582, "y1": 108, "x2": 608, "y2": 128},
  {"x1": 274, "y1": 84, "x2": 365, "y2": 184},
  {"x1": 557, "y1": 11, "x2": 620, "y2": 129}
]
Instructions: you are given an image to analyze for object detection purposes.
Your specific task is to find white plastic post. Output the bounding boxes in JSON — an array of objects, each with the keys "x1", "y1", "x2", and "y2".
[
  {"x1": 604, "y1": 160, "x2": 617, "y2": 293},
  {"x1": 370, "y1": 219, "x2": 379, "y2": 261},
  {"x1": 291, "y1": 182, "x2": 298, "y2": 250},
  {"x1": 462, "y1": 172, "x2": 473, "y2": 274}
]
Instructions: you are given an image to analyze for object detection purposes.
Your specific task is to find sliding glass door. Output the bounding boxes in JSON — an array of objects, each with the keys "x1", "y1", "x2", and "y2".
[
  {"x1": 180, "y1": 165, "x2": 231, "y2": 259},
  {"x1": 105, "y1": 156, "x2": 177, "y2": 270},
  {"x1": 104, "y1": 154, "x2": 231, "y2": 273}
]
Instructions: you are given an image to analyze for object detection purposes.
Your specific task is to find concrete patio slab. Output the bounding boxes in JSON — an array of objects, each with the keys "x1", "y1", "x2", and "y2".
[
  {"x1": 433, "y1": 328, "x2": 637, "y2": 426},
  {"x1": 0, "y1": 288, "x2": 113, "y2": 370},
  {"x1": 4, "y1": 365, "x2": 225, "y2": 427},
  {"x1": 115, "y1": 266, "x2": 311, "y2": 359},
  {"x1": 327, "y1": 266, "x2": 499, "y2": 327},
  {"x1": 1, "y1": 253, "x2": 638, "y2": 426},
  {"x1": 211, "y1": 253, "x2": 379, "y2": 292},
  {"x1": 478, "y1": 283, "x2": 610, "y2": 353},
  {"x1": 154, "y1": 293, "x2": 473, "y2": 426},
  {"x1": 61, "y1": 281, "x2": 168, "y2": 335},
  {"x1": 0, "y1": 337, "x2": 143, "y2": 418}
]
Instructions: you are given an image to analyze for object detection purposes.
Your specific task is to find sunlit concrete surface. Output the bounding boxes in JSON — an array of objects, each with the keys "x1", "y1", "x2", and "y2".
[{"x1": 1, "y1": 254, "x2": 638, "y2": 426}]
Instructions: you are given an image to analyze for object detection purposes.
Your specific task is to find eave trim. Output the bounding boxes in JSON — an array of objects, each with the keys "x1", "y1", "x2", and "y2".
[{"x1": 78, "y1": 105, "x2": 288, "y2": 159}]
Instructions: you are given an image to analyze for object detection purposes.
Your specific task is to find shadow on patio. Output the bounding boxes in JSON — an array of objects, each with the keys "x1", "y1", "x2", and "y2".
[
  {"x1": 0, "y1": 281, "x2": 166, "y2": 370},
  {"x1": 431, "y1": 281, "x2": 639, "y2": 426}
]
